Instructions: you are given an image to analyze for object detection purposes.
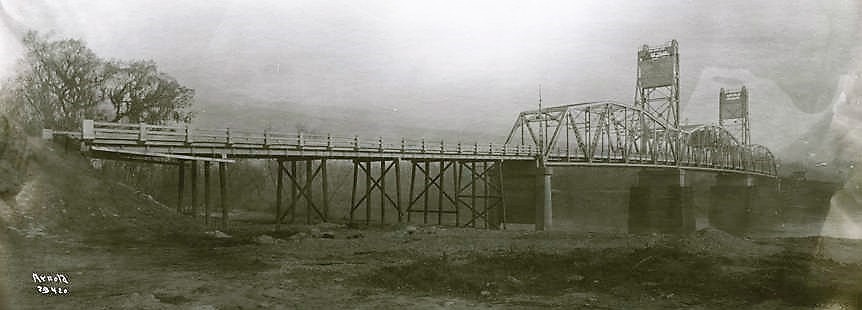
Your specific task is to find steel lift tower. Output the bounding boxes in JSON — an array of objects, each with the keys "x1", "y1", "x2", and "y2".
[
  {"x1": 636, "y1": 40, "x2": 681, "y2": 129},
  {"x1": 719, "y1": 87, "x2": 751, "y2": 145}
]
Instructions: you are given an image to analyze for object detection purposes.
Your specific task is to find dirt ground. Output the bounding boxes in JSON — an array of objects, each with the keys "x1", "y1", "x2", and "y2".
[
  {"x1": 4, "y1": 218, "x2": 862, "y2": 310},
  {"x1": 3, "y1": 142, "x2": 862, "y2": 309}
]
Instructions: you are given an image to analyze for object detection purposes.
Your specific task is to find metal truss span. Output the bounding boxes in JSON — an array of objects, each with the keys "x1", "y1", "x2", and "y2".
[{"x1": 504, "y1": 101, "x2": 777, "y2": 177}]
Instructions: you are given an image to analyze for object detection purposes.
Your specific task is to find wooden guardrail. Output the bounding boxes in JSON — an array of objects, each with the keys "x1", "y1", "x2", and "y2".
[{"x1": 81, "y1": 120, "x2": 538, "y2": 157}]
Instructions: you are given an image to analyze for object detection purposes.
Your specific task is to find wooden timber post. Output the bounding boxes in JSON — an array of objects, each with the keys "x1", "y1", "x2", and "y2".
[
  {"x1": 290, "y1": 161, "x2": 297, "y2": 223},
  {"x1": 322, "y1": 159, "x2": 329, "y2": 221},
  {"x1": 219, "y1": 157, "x2": 228, "y2": 230},
  {"x1": 407, "y1": 161, "x2": 415, "y2": 223},
  {"x1": 191, "y1": 160, "x2": 198, "y2": 218},
  {"x1": 380, "y1": 160, "x2": 386, "y2": 223},
  {"x1": 276, "y1": 159, "x2": 283, "y2": 231},
  {"x1": 424, "y1": 161, "x2": 430, "y2": 224},
  {"x1": 438, "y1": 161, "x2": 444, "y2": 225},
  {"x1": 305, "y1": 159, "x2": 312, "y2": 224},
  {"x1": 471, "y1": 162, "x2": 477, "y2": 228},
  {"x1": 177, "y1": 161, "x2": 185, "y2": 214},
  {"x1": 365, "y1": 160, "x2": 372, "y2": 225},
  {"x1": 350, "y1": 160, "x2": 358, "y2": 224},
  {"x1": 204, "y1": 161, "x2": 211, "y2": 224},
  {"x1": 454, "y1": 161, "x2": 461, "y2": 227},
  {"x1": 395, "y1": 160, "x2": 402, "y2": 223}
]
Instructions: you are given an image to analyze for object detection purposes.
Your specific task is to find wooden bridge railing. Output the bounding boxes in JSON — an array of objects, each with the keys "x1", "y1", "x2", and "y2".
[{"x1": 81, "y1": 120, "x2": 538, "y2": 157}]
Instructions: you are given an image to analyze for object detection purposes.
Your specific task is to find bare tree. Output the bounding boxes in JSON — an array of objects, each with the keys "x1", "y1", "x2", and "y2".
[
  {"x1": 102, "y1": 60, "x2": 194, "y2": 125},
  {"x1": 15, "y1": 31, "x2": 105, "y2": 130}
]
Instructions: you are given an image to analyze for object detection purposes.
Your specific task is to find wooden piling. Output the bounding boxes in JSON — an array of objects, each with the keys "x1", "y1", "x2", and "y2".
[
  {"x1": 219, "y1": 161, "x2": 228, "y2": 230},
  {"x1": 276, "y1": 159, "x2": 283, "y2": 231},
  {"x1": 395, "y1": 160, "x2": 402, "y2": 223},
  {"x1": 322, "y1": 159, "x2": 328, "y2": 221},
  {"x1": 177, "y1": 161, "x2": 185, "y2": 214},
  {"x1": 191, "y1": 160, "x2": 198, "y2": 218},
  {"x1": 380, "y1": 160, "x2": 385, "y2": 224},
  {"x1": 305, "y1": 159, "x2": 312, "y2": 224},
  {"x1": 204, "y1": 161, "x2": 211, "y2": 224},
  {"x1": 365, "y1": 160, "x2": 371, "y2": 225},
  {"x1": 350, "y1": 160, "x2": 358, "y2": 224}
]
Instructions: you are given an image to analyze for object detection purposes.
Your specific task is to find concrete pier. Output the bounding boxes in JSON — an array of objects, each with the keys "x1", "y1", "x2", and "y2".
[
  {"x1": 500, "y1": 161, "x2": 553, "y2": 231},
  {"x1": 536, "y1": 166, "x2": 553, "y2": 231},
  {"x1": 707, "y1": 174, "x2": 783, "y2": 235},
  {"x1": 628, "y1": 168, "x2": 695, "y2": 234},
  {"x1": 709, "y1": 174, "x2": 754, "y2": 235}
]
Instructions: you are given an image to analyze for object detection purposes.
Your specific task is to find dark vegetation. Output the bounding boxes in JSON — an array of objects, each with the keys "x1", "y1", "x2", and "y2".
[
  {"x1": 8, "y1": 31, "x2": 193, "y2": 132},
  {"x1": 364, "y1": 244, "x2": 862, "y2": 307},
  {"x1": 0, "y1": 31, "x2": 297, "y2": 218},
  {"x1": 0, "y1": 31, "x2": 198, "y2": 217}
]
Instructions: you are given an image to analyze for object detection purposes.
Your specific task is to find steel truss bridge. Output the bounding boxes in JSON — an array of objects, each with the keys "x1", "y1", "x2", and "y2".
[
  {"x1": 51, "y1": 39, "x2": 778, "y2": 230},
  {"x1": 506, "y1": 100, "x2": 776, "y2": 176}
]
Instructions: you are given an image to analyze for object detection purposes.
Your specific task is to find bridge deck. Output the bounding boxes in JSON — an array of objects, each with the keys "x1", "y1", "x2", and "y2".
[{"x1": 62, "y1": 120, "x2": 775, "y2": 177}]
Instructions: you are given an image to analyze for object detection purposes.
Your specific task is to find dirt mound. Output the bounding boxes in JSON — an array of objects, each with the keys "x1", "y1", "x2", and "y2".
[
  {"x1": 675, "y1": 228, "x2": 781, "y2": 257},
  {"x1": 0, "y1": 139, "x2": 207, "y2": 244}
]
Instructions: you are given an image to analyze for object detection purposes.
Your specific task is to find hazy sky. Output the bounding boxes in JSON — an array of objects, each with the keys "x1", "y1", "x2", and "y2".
[{"x1": 1, "y1": 0, "x2": 860, "y2": 152}]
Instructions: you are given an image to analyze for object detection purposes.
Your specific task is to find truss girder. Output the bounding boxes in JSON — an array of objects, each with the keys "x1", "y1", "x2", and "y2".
[{"x1": 504, "y1": 101, "x2": 777, "y2": 176}]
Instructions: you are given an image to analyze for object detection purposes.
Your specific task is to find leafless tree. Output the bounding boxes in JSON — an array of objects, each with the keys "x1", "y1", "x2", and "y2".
[
  {"x1": 15, "y1": 31, "x2": 105, "y2": 130},
  {"x1": 102, "y1": 60, "x2": 194, "y2": 125}
]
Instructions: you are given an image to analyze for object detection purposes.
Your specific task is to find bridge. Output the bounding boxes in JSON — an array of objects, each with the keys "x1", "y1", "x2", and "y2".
[{"x1": 48, "y1": 40, "x2": 779, "y2": 234}]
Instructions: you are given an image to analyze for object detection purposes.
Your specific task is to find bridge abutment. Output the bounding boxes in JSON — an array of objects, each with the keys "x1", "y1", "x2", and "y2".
[{"x1": 628, "y1": 168, "x2": 695, "y2": 234}]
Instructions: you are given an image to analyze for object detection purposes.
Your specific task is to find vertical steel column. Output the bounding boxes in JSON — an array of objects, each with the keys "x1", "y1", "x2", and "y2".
[
  {"x1": 191, "y1": 160, "x2": 198, "y2": 218},
  {"x1": 177, "y1": 161, "x2": 185, "y2": 214},
  {"x1": 204, "y1": 161, "x2": 211, "y2": 225},
  {"x1": 565, "y1": 115, "x2": 571, "y2": 160},
  {"x1": 521, "y1": 118, "x2": 525, "y2": 145}
]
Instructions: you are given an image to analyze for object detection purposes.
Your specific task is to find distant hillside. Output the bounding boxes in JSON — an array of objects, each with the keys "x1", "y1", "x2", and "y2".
[{"x1": 190, "y1": 93, "x2": 507, "y2": 144}]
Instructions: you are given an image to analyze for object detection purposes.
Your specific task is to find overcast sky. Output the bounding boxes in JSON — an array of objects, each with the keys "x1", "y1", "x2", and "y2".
[{"x1": 1, "y1": 0, "x2": 860, "y2": 152}]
